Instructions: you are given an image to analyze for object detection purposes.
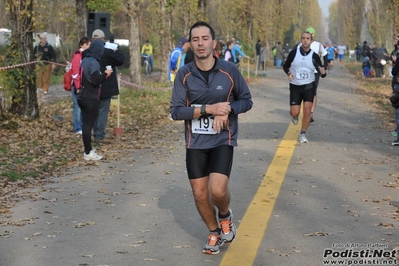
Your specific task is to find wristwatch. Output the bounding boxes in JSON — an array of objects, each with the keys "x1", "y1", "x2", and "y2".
[{"x1": 200, "y1": 105, "x2": 207, "y2": 115}]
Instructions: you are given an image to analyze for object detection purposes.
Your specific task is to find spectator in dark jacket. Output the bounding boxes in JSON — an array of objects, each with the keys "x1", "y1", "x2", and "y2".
[
  {"x1": 256, "y1": 39, "x2": 261, "y2": 69},
  {"x1": 388, "y1": 35, "x2": 399, "y2": 78},
  {"x1": 78, "y1": 39, "x2": 113, "y2": 160},
  {"x1": 362, "y1": 41, "x2": 371, "y2": 59},
  {"x1": 370, "y1": 47, "x2": 385, "y2": 78},
  {"x1": 93, "y1": 33, "x2": 125, "y2": 143},
  {"x1": 390, "y1": 42, "x2": 399, "y2": 146},
  {"x1": 34, "y1": 34, "x2": 57, "y2": 94}
]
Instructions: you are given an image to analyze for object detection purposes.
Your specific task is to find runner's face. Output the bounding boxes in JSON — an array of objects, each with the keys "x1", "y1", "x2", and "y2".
[
  {"x1": 190, "y1": 26, "x2": 216, "y2": 59},
  {"x1": 301, "y1": 33, "x2": 312, "y2": 49}
]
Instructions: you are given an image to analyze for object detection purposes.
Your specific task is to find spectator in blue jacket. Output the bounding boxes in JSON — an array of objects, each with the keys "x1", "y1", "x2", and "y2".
[
  {"x1": 362, "y1": 56, "x2": 371, "y2": 77},
  {"x1": 168, "y1": 37, "x2": 188, "y2": 82},
  {"x1": 230, "y1": 37, "x2": 249, "y2": 65}
]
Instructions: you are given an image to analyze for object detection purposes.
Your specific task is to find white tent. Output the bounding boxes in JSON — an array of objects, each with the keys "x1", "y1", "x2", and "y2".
[{"x1": 0, "y1": 30, "x2": 62, "y2": 47}]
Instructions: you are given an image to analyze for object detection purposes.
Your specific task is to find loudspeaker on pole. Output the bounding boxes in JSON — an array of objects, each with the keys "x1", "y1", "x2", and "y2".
[{"x1": 87, "y1": 12, "x2": 111, "y2": 39}]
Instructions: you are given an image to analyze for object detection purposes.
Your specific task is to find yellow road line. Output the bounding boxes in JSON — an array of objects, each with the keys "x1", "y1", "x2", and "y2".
[{"x1": 220, "y1": 122, "x2": 299, "y2": 265}]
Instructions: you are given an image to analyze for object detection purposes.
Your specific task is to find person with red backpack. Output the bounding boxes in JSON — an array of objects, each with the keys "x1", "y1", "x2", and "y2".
[{"x1": 69, "y1": 37, "x2": 91, "y2": 135}]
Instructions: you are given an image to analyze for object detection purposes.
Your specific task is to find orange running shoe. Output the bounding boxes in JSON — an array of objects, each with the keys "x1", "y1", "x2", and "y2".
[
  {"x1": 219, "y1": 208, "x2": 237, "y2": 243},
  {"x1": 203, "y1": 233, "x2": 223, "y2": 255}
]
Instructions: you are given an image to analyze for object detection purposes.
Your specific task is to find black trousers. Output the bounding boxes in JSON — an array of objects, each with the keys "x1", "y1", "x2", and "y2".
[{"x1": 78, "y1": 99, "x2": 99, "y2": 154}]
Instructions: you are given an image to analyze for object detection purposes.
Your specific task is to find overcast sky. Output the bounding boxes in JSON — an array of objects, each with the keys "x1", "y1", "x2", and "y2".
[{"x1": 318, "y1": 0, "x2": 335, "y2": 17}]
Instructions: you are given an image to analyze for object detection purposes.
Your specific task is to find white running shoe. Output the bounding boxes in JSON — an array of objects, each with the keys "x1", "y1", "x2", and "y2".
[
  {"x1": 298, "y1": 133, "x2": 308, "y2": 143},
  {"x1": 83, "y1": 150, "x2": 103, "y2": 161},
  {"x1": 391, "y1": 140, "x2": 399, "y2": 146}
]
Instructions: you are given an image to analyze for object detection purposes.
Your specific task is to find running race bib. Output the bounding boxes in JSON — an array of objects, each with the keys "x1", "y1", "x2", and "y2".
[
  {"x1": 191, "y1": 104, "x2": 217, "y2": 134},
  {"x1": 296, "y1": 67, "x2": 312, "y2": 80}
]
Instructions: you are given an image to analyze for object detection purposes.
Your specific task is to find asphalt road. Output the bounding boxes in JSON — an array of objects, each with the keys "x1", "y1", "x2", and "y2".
[{"x1": 1, "y1": 63, "x2": 398, "y2": 266}]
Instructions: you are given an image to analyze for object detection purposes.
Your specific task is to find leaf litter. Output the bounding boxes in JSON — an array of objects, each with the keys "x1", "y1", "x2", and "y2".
[{"x1": 0, "y1": 85, "x2": 181, "y2": 221}]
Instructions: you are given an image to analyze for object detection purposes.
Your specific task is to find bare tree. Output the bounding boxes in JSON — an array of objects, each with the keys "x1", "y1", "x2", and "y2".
[
  {"x1": 6, "y1": 0, "x2": 39, "y2": 118},
  {"x1": 158, "y1": 0, "x2": 174, "y2": 83},
  {"x1": 124, "y1": 0, "x2": 142, "y2": 84},
  {"x1": 76, "y1": 0, "x2": 88, "y2": 40}
]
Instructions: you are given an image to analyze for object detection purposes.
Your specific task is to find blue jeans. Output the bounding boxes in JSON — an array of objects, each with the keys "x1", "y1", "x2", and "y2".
[
  {"x1": 363, "y1": 66, "x2": 370, "y2": 77},
  {"x1": 93, "y1": 97, "x2": 111, "y2": 140},
  {"x1": 149, "y1": 55, "x2": 153, "y2": 71},
  {"x1": 257, "y1": 55, "x2": 261, "y2": 70},
  {"x1": 276, "y1": 59, "x2": 283, "y2": 68},
  {"x1": 71, "y1": 85, "x2": 82, "y2": 132}
]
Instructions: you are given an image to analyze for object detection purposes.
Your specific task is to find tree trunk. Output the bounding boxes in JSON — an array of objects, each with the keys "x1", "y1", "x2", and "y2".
[
  {"x1": 198, "y1": 0, "x2": 207, "y2": 19},
  {"x1": 126, "y1": 0, "x2": 141, "y2": 85},
  {"x1": 159, "y1": 0, "x2": 172, "y2": 83},
  {"x1": 7, "y1": 0, "x2": 39, "y2": 119},
  {"x1": 76, "y1": 0, "x2": 88, "y2": 40}
]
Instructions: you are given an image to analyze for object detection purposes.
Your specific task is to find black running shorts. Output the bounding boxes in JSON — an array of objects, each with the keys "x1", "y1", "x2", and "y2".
[
  {"x1": 186, "y1": 145, "x2": 234, "y2": 179},
  {"x1": 289, "y1": 83, "x2": 315, "y2": 105}
]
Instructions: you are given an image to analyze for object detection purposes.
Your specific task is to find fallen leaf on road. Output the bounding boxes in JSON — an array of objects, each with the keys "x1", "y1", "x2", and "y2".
[
  {"x1": 304, "y1": 231, "x2": 330, "y2": 236},
  {"x1": 376, "y1": 223, "x2": 394, "y2": 228}
]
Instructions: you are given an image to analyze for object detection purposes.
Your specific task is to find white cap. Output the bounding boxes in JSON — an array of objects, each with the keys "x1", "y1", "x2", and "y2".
[{"x1": 92, "y1": 29, "x2": 105, "y2": 39}]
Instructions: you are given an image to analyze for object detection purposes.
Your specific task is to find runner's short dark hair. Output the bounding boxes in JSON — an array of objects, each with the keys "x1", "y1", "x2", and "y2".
[
  {"x1": 188, "y1": 21, "x2": 215, "y2": 42},
  {"x1": 303, "y1": 31, "x2": 314, "y2": 41}
]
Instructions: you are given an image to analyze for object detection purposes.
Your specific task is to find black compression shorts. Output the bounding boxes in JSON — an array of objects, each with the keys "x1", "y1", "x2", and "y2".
[
  {"x1": 289, "y1": 83, "x2": 315, "y2": 105},
  {"x1": 186, "y1": 145, "x2": 234, "y2": 179}
]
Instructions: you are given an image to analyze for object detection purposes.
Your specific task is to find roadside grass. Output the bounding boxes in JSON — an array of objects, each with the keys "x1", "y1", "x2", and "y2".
[{"x1": 344, "y1": 62, "x2": 395, "y2": 131}]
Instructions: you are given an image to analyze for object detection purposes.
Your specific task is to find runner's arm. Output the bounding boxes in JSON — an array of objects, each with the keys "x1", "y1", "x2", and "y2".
[
  {"x1": 230, "y1": 67, "x2": 253, "y2": 115},
  {"x1": 312, "y1": 53, "x2": 327, "y2": 78},
  {"x1": 323, "y1": 54, "x2": 328, "y2": 69},
  {"x1": 283, "y1": 49, "x2": 296, "y2": 75},
  {"x1": 170, "y1": 68, "x2": 198, "y2": 120}
]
